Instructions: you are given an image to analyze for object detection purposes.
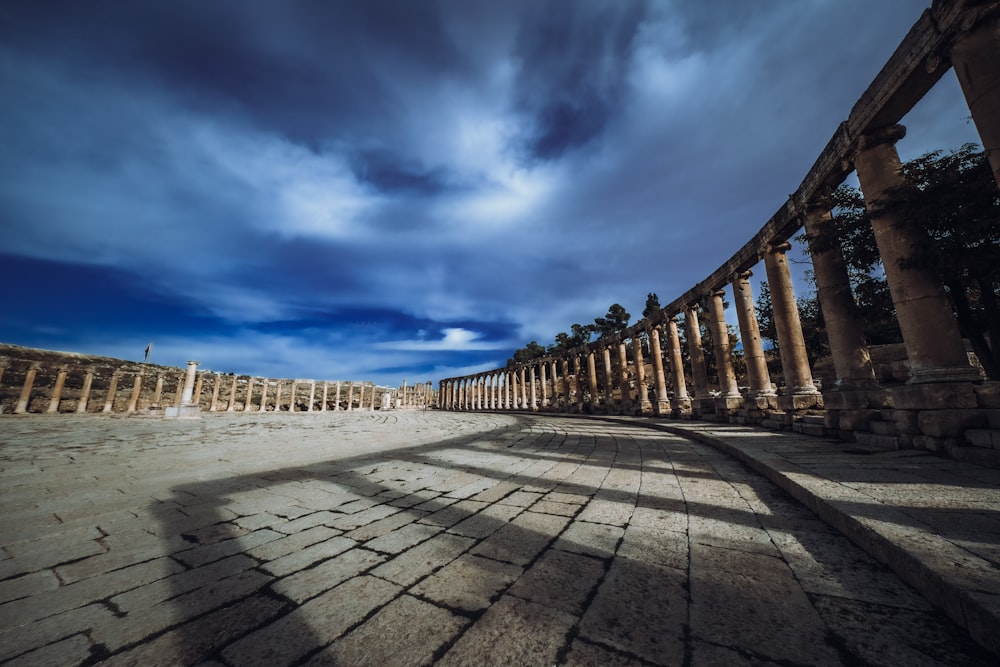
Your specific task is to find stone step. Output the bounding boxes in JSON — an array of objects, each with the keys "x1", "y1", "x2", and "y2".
[
  {"x1": 853, "y1": 431, "x2": 900, "y2": 450},
  {"x1": 964, "y1": 428, "x2": 1000, "y2": 449}
]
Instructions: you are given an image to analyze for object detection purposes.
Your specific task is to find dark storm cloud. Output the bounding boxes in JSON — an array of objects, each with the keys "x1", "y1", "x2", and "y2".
[{"x1": 0, "y1": 1, "x2": 983, "y2": 383}]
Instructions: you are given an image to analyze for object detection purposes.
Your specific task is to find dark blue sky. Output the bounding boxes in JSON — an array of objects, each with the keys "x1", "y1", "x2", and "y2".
[{"x1": 0, "y1": 1, "x2": 982, "y2": 385}]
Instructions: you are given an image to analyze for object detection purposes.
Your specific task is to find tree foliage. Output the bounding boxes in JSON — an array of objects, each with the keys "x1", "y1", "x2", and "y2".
[{"x1": 592, "y1": 303, "x2": 631, "y2": 338}]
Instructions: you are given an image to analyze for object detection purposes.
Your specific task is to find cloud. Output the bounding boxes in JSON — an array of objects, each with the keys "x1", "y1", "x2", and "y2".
[{"x1": 375, "y1": 328, "x2": 513, "y2": 352}]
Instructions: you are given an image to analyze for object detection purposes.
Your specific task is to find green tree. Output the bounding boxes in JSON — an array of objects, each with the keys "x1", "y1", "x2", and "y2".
[
  {"x1": 642, "y1": 293, "x2": 662, "y2": 319},
  {"x1": 507, "y1": 341, "x2": 547, "y2": 366},
  {"x1": 593, "y1": 304, "x2": 631, "y2": 339}
]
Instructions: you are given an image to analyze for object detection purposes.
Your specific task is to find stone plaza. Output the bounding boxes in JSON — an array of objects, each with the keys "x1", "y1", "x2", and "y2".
[{"x1": 1, "y1": 411, "x2": 997, "y2": 665}]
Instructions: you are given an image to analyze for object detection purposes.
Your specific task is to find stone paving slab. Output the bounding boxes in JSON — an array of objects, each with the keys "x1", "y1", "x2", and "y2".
[{"x1": 0, "y1": 411, "x2": 996, "y2": 665}]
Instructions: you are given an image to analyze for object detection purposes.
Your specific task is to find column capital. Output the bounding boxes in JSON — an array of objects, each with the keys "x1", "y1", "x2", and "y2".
[
  {"x1": 853, "y1": 124, "x2": 906, "y2": 156},
  {"x1": 767, "y1": 240, "x2": 793, "y2": 255}
]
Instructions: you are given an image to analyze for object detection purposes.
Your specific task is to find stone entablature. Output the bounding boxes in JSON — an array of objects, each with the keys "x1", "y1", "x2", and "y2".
[{"x1": 439, "y1": 0, "x2": 1000, "y2": 465}]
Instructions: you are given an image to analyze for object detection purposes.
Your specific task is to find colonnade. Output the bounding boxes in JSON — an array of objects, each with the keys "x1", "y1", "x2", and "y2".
[
  {"x1": 441, "y1": 1, "x2": 1000, "y2": 457},
  {"x1": 0, "y1": 358, "x2": 394, "y2": 416}
]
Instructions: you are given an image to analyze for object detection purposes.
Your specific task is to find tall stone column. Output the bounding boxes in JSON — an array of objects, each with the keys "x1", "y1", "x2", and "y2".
[
  {"x1": 226, "y1": 376, "x2": 238, "y2": 412},
  {"x1": 346, "y1": 383, "x2": 354, "y2": 411},
  {"x1": 47, "y1": 367, "x2": 68, "y2": 414},
  {"x1": 667, "y1": 317, "x2": 691, "y2": 414},
  {"x1": 289, "y1": 381, "x2": 299, "y2": 412},
  {"x1": 308, "y1": 381, "x2": 316, "y2": 412},
  {"x1": 358, "y1": 383, "x2": 365, "y2": 412},
  {"x1": 763, "y1": 243, "x2": 823, "y2": 398},
  {"x1": 684, "y1": 307, "x2": 710, "y2": 399},
  {"x1": 649, "y1": 325, "x2": 670, "y2": 415},
  {"x1": 804, "y1": 206, "x2": 876, "y2": 388},
  {"x1": 173, "y1": 373, "x2": 185, "y2": 407},
  {"x1": 853, "y1": 127, "x2": 979, "y2": 383},
  {"x1": 632, "y1": 334, "x2": 652, "y2": 415},
  {"x1": 519, "y1": 367, "x2": 528, "y2": 409},
  {"x1": 15, "y1": 363, "x2": 40, "y2": 414},
  {"x1": 103, "y1": 370, "x2": 120, "y2": 414},
  {"x1": 560, "y1": 358, "x2": 570, "y2": 411},
  {"x1": 601, "y1": 345, "x2": 613, "y2": 413},
  {"x1": 126, "y1": 372, "x2": 143, "y2": 413},
  {"x1": 193, "y1": 376, "x2": 203, "y2": 406},
  {"x1": 732, "y1": 271, "x2": 775, "y2": 397},
  {"x1": 572, "y1": 355, "x2": 584, "y2": 412},
  {"x1": 244, "y1": 377, "x2": 255, "y2": 412},
  {"x1": 705, "y1": 290, "x2": 741, "y2": 398},
  {"x1": 951, "y1": 14, "x2": 1000, "y2": 190},
  {"x1": 529, "y1": 366, "x2": 538, "y2": 411},
  {"x1": 180, "y1": 361, "x2": 199, "y2": 404},
  {"x1": 259, "y1": 379, "x2": 270, "y2": 412},
  {"x1": 335, "y1": 381, "x2": 342, "y2": 410},
  {"x1": 587, "y1": 349, "x2": 599, "y2": 412},
  {"x1": 275, "y1": 381, "x2": 284, "y2": 412},
  {"x1": 539, "y1": 363, "x2": 549, "y2": 409},
  {"x1": 321, "y1": 382, "x2": 328, "y2": 411},
  {"x1": 617, "y1": 340, "x2": 631, "y2": 414},
  {"x1": 208, "y1": 375, "x2": 220, "y2": 411},
  {"x1": 77, "y1": 367, "x2": 95, "y2": 413}
]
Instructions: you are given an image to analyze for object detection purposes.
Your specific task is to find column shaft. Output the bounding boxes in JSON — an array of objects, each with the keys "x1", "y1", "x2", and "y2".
[
  {"x1": 685, "y1": 308, "x2": 710, "y2": 398},
  {"x1": 732, "y1": 271, "x2": 774, "y2": 396},
  {"x1": 951, "y1": 17, "x2": 1000, "y2": 190},
  {"x1": 48, "y1": 367, "x2": 68, "y2": 414},
  {"x1": 15, "y1": 364, "x2": 39, "y2": 414},
  {"x1": 77, "y1": 367, "x2": 95, "y2": 413},
  {"x1": 649, "y1": 326, "x2": 670, "y2": 413}
]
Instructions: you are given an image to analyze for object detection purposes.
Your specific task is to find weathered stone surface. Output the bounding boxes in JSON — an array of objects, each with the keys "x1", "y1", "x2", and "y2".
[
  {"x1": 411, "y1": 553, "x2": 522, "y2": 613},
  {"x1": 270, "y1": 548, "x2": 386, "y2": 604},
  {"x1": 890, "y1": 383, "x2": 979, "y2": 410},
  {"x1": 918, "y1": 409, "x2": 988, "y2": 438},
  {"x1": 507, "y1": 548, "x2": 604, "y2": 615}
]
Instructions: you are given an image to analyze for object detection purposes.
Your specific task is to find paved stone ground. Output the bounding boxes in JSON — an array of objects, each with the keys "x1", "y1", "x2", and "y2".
[{"x1": 0, "y1": 411, "x2": 994, "y2": 666}]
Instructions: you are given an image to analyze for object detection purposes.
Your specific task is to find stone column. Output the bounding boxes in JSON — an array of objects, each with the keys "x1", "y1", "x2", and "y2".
[
  {"x1": 308, "y1": 381, "x2": 316, "y2": 412},
  {"x1": 226, "y1": 376, "x2": 238, "y2": 411},
  {"x1": 358, "y1": 383, "x2": 365, "y2": 411},
  {"x1": 335, "y1": 381, "x2": 342, "y2": 410},
  {"x1": 804, "y1": 206, "x2": 876, "y2": 388},
  {"x1": 587, "y1": 349, "x2": 599, "y2": 412},
  {"x1": 259, "y1": 379, "x2": 269, "y2": 412},
  {"x1": 180, "y1": 361, "x2": 199, "y2": 404},
  {"x1": 951, "y1": 14, "x2": 1000, "y2": 190},
  {"x1": 528, "y1": 365, "x2": 537, "y2": 411},
  {"x1": 632, "y1": 334, "x2": 652, "y2": 415},
  {"x1": 684, "y1": 307, "x2": 710, "y2": 399},
  {"x1": 649, "y1": 325, "x2": 670, "y2": 415},
  {"x1": 208, "y1": 375, "x2": 220, "y2": 411},
  {"x1": 706, "y1": 290, "x2": 741, "y2": 398},
  {"x1": 346, "y1": 383, "x2": 355, "y2": 411},
  {"x1": 193, "y1": 376, "x2": 203, "y2": 406},
  {"x1": 14, "y1": 363, "x2": 40, "y2": 414},
  {"x1": 667, "y1": 317, "x2": 691, "y2": 412},
  {"x1": 560, "y1": 358, "x2": 570, "y2": 410},
  {"x1": 47, "y1": 367, "x2": 69, "y2": 414},
  {"x1": 289, "y1": 381, "x2": 299, "y2": 412},
  {"x1": 763, "y1": 242, "x2": 824, "y2": 400},
  {"x1": 126, "y1": 372, "x2": 143, "y2": 413},
  {"x1": 321, "y1": 382, "x2": 328, "y2": 411},
  {"x1": 244, "y1": 377, "x2": 255, "y2": 412},
  {"x1": 617, "y1": 339, "x2": 631, "y2": 414},
  {"x1": 572, "y1": 355, "x2": 584, "y2": 412},
  {"x1": 77, "y1": 367, "x2": 95, "y2": 413},
  {"x1": 103, "y1": 370, "x2": 120, "y2": 414},
  {"x1": 173, "y1": 373, "x2": 185, "y2": 408},
  {"x1": 515, "y1": 367, "x2": 524, "y2": 409},
  {"x1": 539, "y1": 363, "x2": 549, "y2": 409},
  {"x1": 601, "y1": 345, "x2": 614, "y2": 413},
  {"x1": 853, "y1": 126, "x2": 979, "y2": 383},
  {"x1": 274, "y1": 380, "x2": 284, "y2": 412},
  {"x1": 732, "y1": 270, "x2": 775, "y2": 397}
]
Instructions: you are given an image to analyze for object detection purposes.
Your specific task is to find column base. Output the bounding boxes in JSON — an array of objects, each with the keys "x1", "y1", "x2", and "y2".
[
  {"x1": 908, "y1": 366, "x2": 984, "y2": 384},
  {"x1": 671, "y1": 397, "x2": 692, "y2": 418},
  {"x1": 654, "y1": 400, "x2": 670, "y2": 416},
  {"x1": 778, "y1": 393, "x2": 824, "y2": 411},
  {"x1": 638, "y1": 400, "x2": 654, "y2": 416}
]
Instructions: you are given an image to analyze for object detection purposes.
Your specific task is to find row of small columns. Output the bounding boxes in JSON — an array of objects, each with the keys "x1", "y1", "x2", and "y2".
[{"x1": 1, "y1": 362, "x2": 383, "y2": 414}]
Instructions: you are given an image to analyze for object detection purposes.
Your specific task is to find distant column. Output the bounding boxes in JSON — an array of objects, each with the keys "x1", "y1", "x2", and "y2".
[
  {"x1": 77, "y1": 367, "x2": 95, "y2": 413},
  {"x1": 633, "y1": 335, "x2": 652, "y2": 415},
  {"x1": 763, "y1": 243, "x2": 822, "y2": 395},
  {"x1": 803, "y1": 205, "x2": 876, "y2": 388},
  {"x1": 173, "y1": 373, "x2": 185, "y2": 408},
  {"x1": 617, "y1": 339, "x2": 630, "y2": 413},
  {"x1": 244, "y1": 377, "x2": 255, "y2": 412},
  {"x1": 289, "y1": 381, "x2": 299, "y2": 412},
  {"x1": 335, "y1": 381, "x2": 342, "y2": 410},
  {"x1": 259, "y1": 379, "x2": 269, "y2": 412},
  {"x1": 358, "y1": 383, "x2": 365, "y2": 412},
  {"x1": 103, "y1": 370, "x2": 121, "y2": 414},
  {"x1": 15, "y1": 363, "x2": 40, "y2": 414},
  {"x1": 193, "y1": 375, "x2": 203, "y2": 406},
  {"x1": 559, "y1": 358, "x2": 570, "y2": 410},
  {"x1": 126, "y1": 372, "x2": 144, "y2": 413},
  {"x1": 539, "y1": 363, "x2": 549, "y2": 409},
  {"x1": 706, "y1": 290, "x2": 740, "y2": 398},
  {"x1": 321, "y1": 382, "x2": 329, "y2": 411},
  {"x1": 47, "y1": 367, "x2": 69, "y2": 414},
  {"x1": 528, "y1": 366, "x2": 537, "y2": 411},
  {"x1": 601, "y1": 344, "x2": 613, "y2": 412},
  {"x1": 308, "y1": 381, "x2": 316, "y2": 412},
  {"x1": 684, "y1": 307, "x2": 710, "y2": 399},
  {"x1": 274, "y1": 380, "x2": 284, "y2": 412},
  {"x1": 732, "y1": 270, "x2": 775, "y2": 397},
  {"x1": 226, "y1": 376, "x2": 238, "y2": 411},
  {"x1": 587, "y1": 349, "x2": 599, "y2": 412},
  {"x1": 853, "y1": 126, "x2": 979, "y2": 383},
  {"x1": 347, "y1": 383, "x2": 354, "y2": 411},
  {"x1": 208, "y1": 375, "x2": 220, "y2": 411},
  {"x1": 519, "y1": 367, "x2": 528, "y2": 409},
  {"x1": 649, "y1": 325, "x2": 670, "y2": 414},
  {"x1": 573, "y1": 355, "x2": 584, "y2": 412}
]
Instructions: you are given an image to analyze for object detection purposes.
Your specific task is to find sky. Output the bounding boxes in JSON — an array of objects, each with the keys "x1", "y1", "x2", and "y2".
[{"x1": 0, "y1": 1, "x2": 984, "y2": 387}]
